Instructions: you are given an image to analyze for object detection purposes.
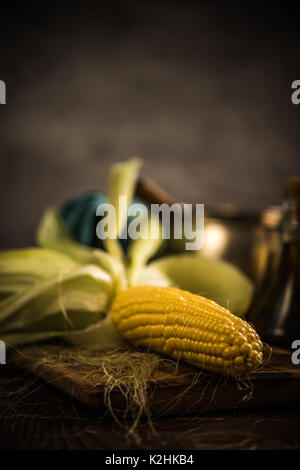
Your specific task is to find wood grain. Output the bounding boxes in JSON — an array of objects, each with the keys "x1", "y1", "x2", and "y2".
[
  {"x1": 1, "y1": 364, "x2": 300, "y2": 449},
  {"x1": 8, "y1": 342, "x2": 300, "y2": 418}
]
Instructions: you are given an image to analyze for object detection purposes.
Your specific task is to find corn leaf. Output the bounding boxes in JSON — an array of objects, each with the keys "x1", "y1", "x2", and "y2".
[
  {"x1": 0, "y1": 248, "x2": 80, "y2": 298},
  {"x1": 64, "y1": 314, "x2": 126, "y2": 349},
  {"x1": 0, "y1": 264, "x2": 115, "y2": 346},
  {"x1": 37, "y1": 207, "x2": 127, "y2": 291},
  {"x1": 37, "y1": 207, "x2": 97, "y2": 264},
  {"x1": 1, "y1": 315, "x2": 124, "y2": 349},
  {"x1": 104, "y1": 158, "x2": 142, "y2": 263},
  {"x1": 135, "y1": 254, "x2": 254, "y2": 316},
  {"x1": 127, "y1": 213, "x2": 164, "y2": 286}
]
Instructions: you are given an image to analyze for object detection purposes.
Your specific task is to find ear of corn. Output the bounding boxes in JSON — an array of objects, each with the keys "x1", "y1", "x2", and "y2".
[{"x1": 110, "y1": 285, "x2": 264, "y2": 377}]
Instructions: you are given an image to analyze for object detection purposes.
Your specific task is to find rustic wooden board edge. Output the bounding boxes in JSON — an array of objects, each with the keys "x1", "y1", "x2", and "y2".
[{"x1": 8, "y1": 343, "x2": 300, "y2": 417}]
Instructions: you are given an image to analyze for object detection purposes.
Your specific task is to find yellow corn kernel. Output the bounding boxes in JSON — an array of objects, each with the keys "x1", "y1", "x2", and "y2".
[{"x1": 110, "y1": 286, "x2": 264, "y2": 377}]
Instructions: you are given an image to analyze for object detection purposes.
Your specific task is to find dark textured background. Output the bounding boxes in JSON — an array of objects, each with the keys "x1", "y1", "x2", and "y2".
[{"x1": 0, "y1": 1, "x2": 299, "y2": 248}]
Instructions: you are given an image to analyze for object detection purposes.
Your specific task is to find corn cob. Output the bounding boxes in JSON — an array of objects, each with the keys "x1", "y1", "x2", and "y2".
[{"x1": 110, "y1": 285, "x2": 264, "y2": 377}]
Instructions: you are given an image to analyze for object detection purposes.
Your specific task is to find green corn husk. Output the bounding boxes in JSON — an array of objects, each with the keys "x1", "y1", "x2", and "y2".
[
  {"x1": 134, "y1": 254, "x2": 254, "y2": 316},
  {"x1": 104, "y1": 158, "x2": 142, "y2": 263},
  {"x1": 127, "y1": 213, "x2": 164, "y2": 286},
  {"x1": 37, "y1": 207, "x2": 127, "y2": 291},
  {"x1": 0, "y1": 159, "x2": 143, "y2": 346},
  {"x1": 0, "y1": 264, "x2": 114, "y2": 342},
  {"x1": 0, "y1": 158, "x2": 254, "y2": 348},
  {"x1": 0, "y1": 248, "x2": 80, "y2": 298}
]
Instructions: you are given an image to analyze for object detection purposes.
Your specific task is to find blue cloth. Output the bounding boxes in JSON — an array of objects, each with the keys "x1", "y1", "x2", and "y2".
[{"x1": 60, "y1": 191, "x2": 147, "y2": 251}]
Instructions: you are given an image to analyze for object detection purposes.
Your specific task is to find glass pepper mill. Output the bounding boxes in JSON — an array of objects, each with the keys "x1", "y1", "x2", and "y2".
[{"x1": 249, "y1": 177, "x2": 300, "y2": 348}]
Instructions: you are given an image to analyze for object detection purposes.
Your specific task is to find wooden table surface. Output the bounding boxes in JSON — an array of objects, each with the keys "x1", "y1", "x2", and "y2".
[{"x1": 1, "y1": 363, "x2": 300, "y2": 450}]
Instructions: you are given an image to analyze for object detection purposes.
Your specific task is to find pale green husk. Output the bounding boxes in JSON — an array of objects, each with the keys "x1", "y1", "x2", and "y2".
[
  {"x1": 0, "y1": 158, "x2": 254, "y2": 347},
  {"x1": 135, "y1": 254, "x2": 253, "y2": 316},
  {"x1": 104, "y1": 158, "x2": 142, "y2": 263},
  {"x1": 0, "y1": 248, "x2": 80, "y2": 298}
]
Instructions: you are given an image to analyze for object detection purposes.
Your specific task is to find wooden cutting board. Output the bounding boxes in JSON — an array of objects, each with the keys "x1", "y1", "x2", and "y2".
[{"x1": 8, "y1": 342, "x2": 300, "y2": 417}]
